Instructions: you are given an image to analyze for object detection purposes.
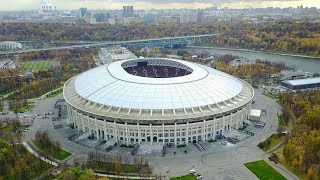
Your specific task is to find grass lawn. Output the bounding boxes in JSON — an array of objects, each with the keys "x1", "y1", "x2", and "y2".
[
  {"x1": 3, "y1": 124, "x2": 14, "y2": 133},
  {"x1": 20, "y1": 60, "x2": 54, "y2": 71},
  {"x1": 278, "y1": 114, "x2": 289, "y2": 128},
  {"x1": 257, "y1": 133, "x2": 285, "y2": 151},
  {"x1": 177, "y1": 144, "x2": 186, "y2": 148},
  {"x1": 32, "y1": 140, "x2": 72, "y2": 160},
  {"x1": 55, "y1": 150, "x2": 72, "y2": 160},
  {"x1": 238, "y1": 125, "x2": 248, "y2": 131},
  {"x1": 244, "y1": 160, "x2": 286, "y2": 180},
  {"x1": 89, "y1": 160, "x2": 139, "y2": 174},
  {"x1": 47, "y1": 89, "x2": 63, "y2": 98},
  {"x1": 9, "y1": 103, "x2": 35, "y2": 113},
  {"x1": 208, "y1": 139, "x2": 217, "y2": 143},
  {"x1": 171, "y1": 174, "x2": 197, "y2": 180},
  {"x1": 120, "y1": 144, "x2": 135, "y2": 148}
]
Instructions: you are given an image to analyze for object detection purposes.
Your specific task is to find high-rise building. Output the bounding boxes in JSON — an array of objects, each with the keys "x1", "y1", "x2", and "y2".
[
  {"x1": 80, "y1": 7, "x2": 87, "y2": 18},
  {"x1": 143, "y1": 14, "x2": 156, "y2": 24},
  {"x1": 198, "y1": 11, "x2": 205, "y2": 23},
  {"x1": 180, "y1": 11, "x2": 198, "y2": 24},
  {"x1": 94, "y1": 13, "x2": 106, "y2": 23},
  {"x1": 123, "y1": 6, "x2": 134, "y2": 17}
]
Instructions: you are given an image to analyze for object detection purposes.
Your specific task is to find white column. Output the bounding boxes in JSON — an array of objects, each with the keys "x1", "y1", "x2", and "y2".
[
  {"x1": 202, "y1": 120, "x2": 206, "y2": 141},
  {"x1": 134, "y1": 126, "x2": 136, "y2": 143},
  {"x1": 76, "y1": 111, "x2": 80, "y2": 131},
  {"x1": 186, "y1": 122, "x2": 189, "y2": 145},
  {"x1": 114, "y1": 121, "x2": 117, "y2": 142},
  {"x1": 174, "y1": 123, "x2": 177, "y2": 146},
  {"x1": 162, "y1": 124, "x2": 165, "y2": 145},
  {"x1": 88, "y1": 116, "x2": 92, "y2": 134},
  {"x1": 241, "y1": 109, "x2": 244, "y2": 124},
  {"x1": 150, "y1": 124, "x2": 153, "y2": 145},
  {"x1": 138, "y1": 123, "x2": 141, "y2": 144},
  {"x1": 95, "y1": 118, "x2": 99, "y2": 140},
  {"x1": 126, "y1": 123, "x2": 129, "y2": 145},
  {"x1": 78, "y1": 114, "x2": 82, "y2": 131},
  {"x1": 222, "y1": 116, "x2": 225, "y2": 135},
  {"x1": 230, "y1": 114, "x2": 233, "y2": 132},
  {"x1": 213, "y1": 118, "x2": 216, "y2": 139},
  {"x1": 104, "y1": 120, "x2": 107, "y2": 140},
  {"x1": 236, "y1": 110, "x2": 239, "y2": 129}
]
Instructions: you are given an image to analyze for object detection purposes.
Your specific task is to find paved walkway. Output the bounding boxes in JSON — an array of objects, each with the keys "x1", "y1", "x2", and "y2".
[
  {"x1": 95, "y1": 173, "x2": 155, "y2": 180},
  {"x1": 263, "y1": 156, "x2": 299, "y2": 180},
  {"x1": 22, "y1": 142, "x2": 58, "y2": 167}
]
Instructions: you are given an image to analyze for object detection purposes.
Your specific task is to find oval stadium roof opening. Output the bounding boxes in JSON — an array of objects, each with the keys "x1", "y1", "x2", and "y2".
[{"x1": 122, "y1": 59, "x2": 193, "y2": 78}]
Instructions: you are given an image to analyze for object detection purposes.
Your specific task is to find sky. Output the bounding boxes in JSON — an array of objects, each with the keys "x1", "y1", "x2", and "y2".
[{"x1": 0, "y1": 0, "x2": 319, "y2": 11}]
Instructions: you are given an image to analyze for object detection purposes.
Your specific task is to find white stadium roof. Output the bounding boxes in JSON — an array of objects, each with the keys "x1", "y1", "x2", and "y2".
[{"x1": 74, "y1": 58, "x2": 244, "y2": 111}]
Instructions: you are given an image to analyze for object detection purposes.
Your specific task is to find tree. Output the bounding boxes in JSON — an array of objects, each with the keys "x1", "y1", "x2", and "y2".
[
  {"x1": 79, "y1": 169, "x2": 96, "y2": 180},
  {"x1": 114, "y1": 160, "x2": 122, "y2": 176},
  {"x1": 307, "y1": 164, "x2": 319, "y2": 180}
]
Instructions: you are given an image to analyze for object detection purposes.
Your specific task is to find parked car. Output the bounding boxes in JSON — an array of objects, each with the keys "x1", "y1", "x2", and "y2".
[
  {"x1": 190, "y1": 169, "x2": 196, "y2": 174},
  {"x1": 196, "y1": 174, "x2": 203, "y2": 180}
]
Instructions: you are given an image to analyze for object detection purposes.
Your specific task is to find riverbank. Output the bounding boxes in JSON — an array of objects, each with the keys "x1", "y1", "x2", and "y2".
[
  {"x1": 189, "y1": 46, "x2": 320, "y2": 60},
  {"x1": 187, "y1": 46, "x2": 320, "y2": 73}
]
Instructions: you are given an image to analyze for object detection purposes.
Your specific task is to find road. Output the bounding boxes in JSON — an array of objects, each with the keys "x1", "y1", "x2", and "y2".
[{"x1": 0, "y1": 34, "x2": 219, "y2": 55}]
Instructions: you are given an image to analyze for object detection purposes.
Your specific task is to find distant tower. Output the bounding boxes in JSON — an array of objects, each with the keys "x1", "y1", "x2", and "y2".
[
  {"x1": 123, "y1": 5, "x2": 134, "y2": 17},
  {"x1": 80, "y1": 7, "x2": 88, "y2": 18}
]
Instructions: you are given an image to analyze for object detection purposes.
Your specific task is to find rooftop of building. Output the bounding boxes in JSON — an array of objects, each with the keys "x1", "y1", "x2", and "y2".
[{"x1": 283, "y1": 77, "x2": 320, "y2": 86}]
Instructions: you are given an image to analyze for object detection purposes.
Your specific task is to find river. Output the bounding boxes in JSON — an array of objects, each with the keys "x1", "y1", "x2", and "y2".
[{"x1": 187, "y1": 46, "x2": 320, "y2": 73}]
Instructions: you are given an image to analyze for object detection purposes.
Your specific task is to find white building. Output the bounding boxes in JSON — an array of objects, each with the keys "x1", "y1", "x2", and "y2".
[
  {"x1": 64, "y1": 58, "x2": 254, "y2": 146},
  {"x1": 180, "y1": 11, "x2": 198, "y2": 23},
  {"x1": 0, "y1": 61, "x2": 15, "y2": 71},
  {"x1": 0, "y1": 41, "x2": 22, "y2": 51},
  {"x1": 98, "y1": 46, "x2": 137, "y2": 64}
]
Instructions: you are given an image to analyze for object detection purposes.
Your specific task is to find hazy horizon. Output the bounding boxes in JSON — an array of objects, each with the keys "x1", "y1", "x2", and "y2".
[{"x1": 0, "y1": 0, "x2": 319, "y2": 11}]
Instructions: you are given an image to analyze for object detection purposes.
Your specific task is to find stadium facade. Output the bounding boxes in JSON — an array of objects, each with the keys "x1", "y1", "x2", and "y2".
[{"x1": 64, "y1": 58, "x2": 254, "y2": 146}]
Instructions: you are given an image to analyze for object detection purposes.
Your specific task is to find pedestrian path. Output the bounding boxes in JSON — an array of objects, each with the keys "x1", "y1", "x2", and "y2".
[
  {"x1": 95, "y1": 172, "x2": 156, "y2": 180},
  {"x1": 22, "y1": 142, "x2": 59, "y2": 167}
]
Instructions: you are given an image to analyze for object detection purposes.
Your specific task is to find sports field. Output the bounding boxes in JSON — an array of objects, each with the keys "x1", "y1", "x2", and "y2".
[{"x1": 20, "y1": 61, "x2": 54, "y2": 71}]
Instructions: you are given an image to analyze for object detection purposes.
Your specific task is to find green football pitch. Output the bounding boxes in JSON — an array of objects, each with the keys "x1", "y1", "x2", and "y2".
[{"x1": 20, "y1": 61, "x2": 54, "y2": 71}]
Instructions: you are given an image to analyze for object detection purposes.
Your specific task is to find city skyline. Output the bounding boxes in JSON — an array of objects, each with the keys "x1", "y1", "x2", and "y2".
[{"x1": 1, "y1": 0, "x2": 320, "y2": 11}]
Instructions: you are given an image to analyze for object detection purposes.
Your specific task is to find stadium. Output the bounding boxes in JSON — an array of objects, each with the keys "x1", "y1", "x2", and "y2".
[
  {"x1": 0, "y1": 41, "x2": 22, "y2": 51},
  {"x1": 64, "y1": 58, "x2": 254, "y2": 146}
]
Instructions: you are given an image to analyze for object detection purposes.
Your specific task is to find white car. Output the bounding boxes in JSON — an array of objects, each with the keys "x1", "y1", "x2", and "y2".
[
  {"x1": 190, "y1": 169, "x2": 196, "y2": 174},
  {"x1": 221, "y1": 141, "x2": 227, "y2": 145}
]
